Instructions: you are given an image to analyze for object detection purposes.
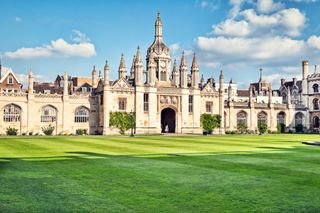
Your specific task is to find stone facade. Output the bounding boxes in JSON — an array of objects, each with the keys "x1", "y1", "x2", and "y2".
[{"x1": 0, "y1": 13, "x2": 319, "y2": 135}]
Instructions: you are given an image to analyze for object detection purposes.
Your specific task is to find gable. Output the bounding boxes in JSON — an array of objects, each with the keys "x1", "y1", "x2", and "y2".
[
  {"x1": 112, "y1": 78, "x2": 131, "y2": 89},
  {"x1": 0, "y1": 69, "x2": 21, "y2": 85},
  {"x1": 201, "y1": 83, "x2": 216, "y2": 94}
]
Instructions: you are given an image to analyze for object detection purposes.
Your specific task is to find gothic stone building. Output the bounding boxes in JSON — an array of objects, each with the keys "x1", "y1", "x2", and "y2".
[{"x1": 0, "y1": 13, "x2": 319, "y2": 135}]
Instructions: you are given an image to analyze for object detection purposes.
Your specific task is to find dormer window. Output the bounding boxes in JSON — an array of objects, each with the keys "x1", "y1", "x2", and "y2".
[{"x1": 7, "y1": 77, "x2": 13, "y2": 84}]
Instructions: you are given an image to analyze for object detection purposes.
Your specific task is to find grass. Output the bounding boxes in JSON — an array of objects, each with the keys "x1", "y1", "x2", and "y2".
[{"x1": 0, "y1": 134, "x2": 320, "y2": 212}]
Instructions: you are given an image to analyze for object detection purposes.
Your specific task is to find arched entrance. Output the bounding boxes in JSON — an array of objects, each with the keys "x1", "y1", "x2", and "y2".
[
  {"x1": 313, "y1": 116, "x2": 320, "y2": 128},
  {"x1": 161, "y1": 108, "x2": 176, "y2": 133}
]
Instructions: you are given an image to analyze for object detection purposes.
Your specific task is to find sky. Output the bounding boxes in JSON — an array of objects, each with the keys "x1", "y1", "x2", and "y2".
[{"x1": 1, "y1": 0, "x2": 320, "y2": 88}]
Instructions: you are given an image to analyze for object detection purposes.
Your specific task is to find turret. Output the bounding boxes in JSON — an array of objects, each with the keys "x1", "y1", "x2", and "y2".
[
  {"x1": 148, "y1": 55, "x2": 156, "y2": 86},
  {"x1": 104, "y1": 60, "x2": 109, "y2": 87},
  {"x1": 92, "y1": 65, "x2": 98, "y2": 88},
  {"x1": 179, "y1": 51, "x2": 188, "y2": 88},
  {"x1": 219, "y1": 70, "x2": 224, "y2": 134},
  {"x1": 28, "y1": 68, "x2": 33, "y2": 94},
  {"x1": 118, "y1": 53, "x2": 127, "y2": 79},
  {"x1": 63, "y1": 72, "x2": 68, "y2": 96},
  {"x1": 302, "y1": 60, "x2": 309, "y2": 80},
  {"x1": 172, "y1": 59, "x2": 179, "y2": 87},
  {"x1": 134, "y1": 46, "x2": 143, "y2": 86},
  {"x1": 191, "y1": 53, "x2": 199, "y2": 89},
  {"x1": 219, "y1": 70, "x2": 224, "y2": 93},
  {"x1": 228, "y1": 80, "x2": 232, "y2": 102}
]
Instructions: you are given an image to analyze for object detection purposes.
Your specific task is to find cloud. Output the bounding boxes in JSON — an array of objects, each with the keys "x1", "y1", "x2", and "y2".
[
  {"x1": 196, "y1": 0, "x2": 221, "y2": 10},
  {"x1": 307, "y1": 36, "x2": 320, "y2": 50},
  {"x1": 15, "y1": 17, "x2": 22, "y2": 22},
  {"x1": 256, "y1": 0, "x2": 284, "y2": 13},
  {"x1": 2, "y1": 31, "x2": 96, "y2": 59}
]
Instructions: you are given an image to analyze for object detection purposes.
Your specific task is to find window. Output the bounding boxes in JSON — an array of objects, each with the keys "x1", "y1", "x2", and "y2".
[
  {"x1": 144, "y1": 93, "x2": 149, "y2": 112},
  {"x1": 7, "y1": 77, "x2": 13, "y2": 84},
  {"x1": 188, "y1": 95, "x2": 193, "y2": 113},
  {"x1": 118, "y1": 98, "x2": 126, "y2": 111},
  {"x1": 313, "y1": 84, "x2": 319, "y2": 93},
  {"x1": 295, "y1": 112, "x2": 303, "y2": 125},
  {"x1": 3, "y1": 104, "x2": 21, "y2": 122},
  {"x1": 257, "y1": 111, "x2": 267, "y2": 124},
  {"x1": 205, "y1": 102, "x2": 212, "y2": 113},
  {"x1": 160, "y1": 71, "x2": 166, "y2": 81},
  {"x1": 313, "y1": 116, "x2": 320, "y2": 128},
  {"x1": 277, "y1": 112, "x2": 286, "y2": 125},
  {"x1": 313, "y1": 98, "x2": 319, "y2": 110},
  {"x1": 41, "y1": 105, "x2": 57, "y2": 122},
  {"x1": 81, "y1": 87, "x2": 88, "y2": 92},
  {"x1": 237, "y1": 111, "x2": 247, "y2": 126},
  {"x1": 74, "y1": 107, "x2": 89, "y2": 123}
]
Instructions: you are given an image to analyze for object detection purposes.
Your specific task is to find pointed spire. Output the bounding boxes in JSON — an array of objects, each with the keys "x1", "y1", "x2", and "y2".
[
  {"x1": 118, "y1": 53, "x2": 127, "y2": 79},
  {"x1": 119, "y1": 53, "x2": 126, "y2": 69},
  {"x1": 155, "y1": 11, "x2": 163, "y2": 38},
  {"x1": 104, "y1": 60, "x2": 109, "y2": 71},
  {"x1": 200, "y1": 74, "x2": 204, "y2": 85},
  {"x1": 180, "y1": 51, "x2": 187, "y2": 68},
  {"x1": 259, "y1": 68, "x2": 263, "y2": 82},
  {"x1": 99, "y1": 70, "x2": 102, "y2": 79},
  {"x1": 130, "y1": 54, "x2": 136, "y2": 80},
  {"x1": 104, "y1": 60, "x2": 109, "y2": 86},
  {"x1": 191, "y1": 52, "x2": 199, "y2": 70},
  {"x1": 172, "y1": 59, "x2": 178, "y2": 73},
  {"x1": 28, "y1": 68, "x2": 33, "y2": 77},
  {"x1": 135, "y1": 46, "x2": 142, "y2": 64},
  {"x1": 219, "y1": 70, "x2": 224, "y2": 79},
  {"x1": 92, "y1": 65, "x2": 97, "y2": 74}
]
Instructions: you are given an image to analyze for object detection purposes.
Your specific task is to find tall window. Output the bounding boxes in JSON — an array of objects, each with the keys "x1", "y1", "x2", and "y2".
[
  {"x1": 277, "y1": 112, "x2": 286, "y2": 125},
  {"x1": 41, "y1": 105, "x2": 57, "y2": 122},
  {"x1": 7, "y1": 77, "x2": 13, "y2": 84},
  {"x1": 295, "y1": 112, "x2": 303, "y2": 125},
  {"x1": 237, "y1": 111, "x2": 247, "y2": 126},
  {"x1": 144, "y1": 93, "x2": 149, "y2": 112},
  {"x1": 257, "y1": 111, "x2": 267, "y2": 124},
  {"x1": 313, "y1": 84, "x2": 319, "y2": 93},
  {"x1": 3, "y1": 104, "x2": 21, "y2": 122},
  {"x1": 188, "y1": 95, "x2": 193, "y2": 113},
  {"x1": 313, "y1": 98, "x2": 319, "y2": 110},
  {"x1": 118, "y1": 98, "x2": 126, "y2": 111},
  {"x1": 206, "y1": 101, "x2": 212, "y2": 113},
  {"x1": 74, "y1": 107, "x2": 89, "y2": 123}
]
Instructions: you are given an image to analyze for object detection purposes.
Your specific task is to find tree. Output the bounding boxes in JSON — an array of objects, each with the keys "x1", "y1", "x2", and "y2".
[
  {"x1": 201, "y1": 114, "x2": 221, "y2": 134},
  {"x1": 42, "y1": 125, "x2": 55, "y2": 135},
  {"x1": 110, "y1": 112, "x2": 136, "y2": 135},
  {"x1": 258, "y1": 121, "x2": 268, "y2": 135}
]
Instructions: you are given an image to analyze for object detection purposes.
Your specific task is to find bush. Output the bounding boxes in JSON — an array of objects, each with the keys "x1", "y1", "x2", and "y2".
[
  {"x1": 258, "y1": 121, "x2": 268, "y2": 135},
  {"x1": 225, "y1": 130, "x2": 237, "y2": 134},
  {"x1": 110, "y1": 112, "x2": 135, "y2": 135},
  {"x1": 41, "y1": 125, "x2": 55, "y2": 136},
  {"x1": 201, "y1": 114, "x2": 221, "y2": 134},
  {"x1": 277, "y1": 123, "x2": 285, "y2": 133},
  {"x1": 295, "y1": 124, "x2": 304, "y2": 133},
  {"x1": 237, "y1": 122, "x2": 248, "y2": 134},
  {"x1": 76, "y1": 129, "x2": 88, "y2": 135},
  {"x1": 28, "y1": 132, "x2": 33, "y2": 136},
  {"x1": 6, "y1": 127, "x2": 18, "y2": 136}
]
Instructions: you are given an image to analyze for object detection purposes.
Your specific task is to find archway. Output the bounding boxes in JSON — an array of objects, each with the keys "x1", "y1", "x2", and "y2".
[
  {"x1": 313, "y1": 116, "x2": 320, "y2": 128},
  {"x1": 161, "y1": 108, "x2": 176, "y2": 133}
]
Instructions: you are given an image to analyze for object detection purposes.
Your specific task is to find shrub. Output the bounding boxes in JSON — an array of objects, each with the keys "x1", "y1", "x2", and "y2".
[
  {"x1": 200, "y1": 114, "x2": 221, "y2": 134},
  {"x1": 237, "y1": 122, "x2": 248, "y2": 134},
  {"x1": 76, "y1": 129, "x2": 88, "y2": 135},
  {"x1": 6, "y1": 127, "x2": 18, "y2": 136},
  {"x1": 28, "y1": 132, "x2": 33, "y2": 136},
  {"x1": 258, "y1": 121, "x2": 268, "y2": 135},
  {"x1": 110, "y1": 112, "x2": 135, "y2": 135},
  {"x1": 295, "y1": 124, "x2": 304, "y2": 133},
  {"x1": 22, "y1": 132, "x2": 27, "y2": 136},
  {"x1": 41, "y1": 125, "x2": 55, "y2": 136},
  {"x1": 277, "y1": 123, "x2": 285, "y2": 133}
]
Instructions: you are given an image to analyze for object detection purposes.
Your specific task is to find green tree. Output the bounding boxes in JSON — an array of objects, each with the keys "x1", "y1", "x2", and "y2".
[
  {"x1": 201, "y1": 114, "x2": 221, "y2": 134},
  {"x1": 110, "y1": 112, "x2": 136, "y2": 135},
  {"x1": 237, "y1": 122, "x2": 248, "y2": 134},
  {"x1": 258, "y1": 121, "x2": 268, "y2": 135}
]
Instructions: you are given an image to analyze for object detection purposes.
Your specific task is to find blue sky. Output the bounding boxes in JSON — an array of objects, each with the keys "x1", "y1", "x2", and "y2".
[{"x1": 1, "y1": 0, "x2": 320, "y2": 88}]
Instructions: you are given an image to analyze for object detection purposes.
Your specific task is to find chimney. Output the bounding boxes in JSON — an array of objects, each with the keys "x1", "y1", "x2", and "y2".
[
  {"x1": 302, "y1": 60, "x2": 309, "y2": 80},
  {"x1": 293, "y1": 77, "x2": 297, "y2": 85},
  {"x1": 281, "y1": 78, "x2": 285, "y2": 85}
]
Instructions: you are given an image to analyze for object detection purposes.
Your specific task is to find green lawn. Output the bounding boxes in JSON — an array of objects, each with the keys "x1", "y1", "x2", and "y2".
[{"x1": 0, "y1": 134, "x2": 320, "y2": 212}]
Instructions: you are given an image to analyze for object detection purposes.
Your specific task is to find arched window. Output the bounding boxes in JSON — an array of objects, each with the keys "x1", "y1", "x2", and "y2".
[
  {"x1": 313, "y1": 116, "x2": 320, "y2": 128},
  {"x1": 313, "y1": 84, "x2": 319, "y2": 93},
  {"x1": 3, "y1": 104, "x2": 21, "y2": 122},
  {"x1": 74, "y1": 107, "x2": 89, "y2": 123},
  {"x1": 277, "y1": 112, "x2": 286, "y2": 125},
  {"x1": 313, "y1": 98, "x2": 319, "y2": 110},
  {"x1": 41, "y1": 105, "x2": 57, "y2": 122},
  {"x1": 295, "y1": 112, "x2": 303, "y2": 125},
  {"x1": 237, "y1": 111, "x2": 247, "y2": 126},
  {"x1": 257, "y1": 111, "x2": 267, "y2": 124}
]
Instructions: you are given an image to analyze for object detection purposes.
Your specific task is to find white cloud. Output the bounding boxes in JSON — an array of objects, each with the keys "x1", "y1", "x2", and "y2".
[
  {"x1": 307, "y1": 35, "x2": 320, "y2": 50},
  {"x1": 15, "y1": 17, "x2": 22, "y2": 22},
  {"x1": 3, "y1": 31, "x2": 96, "y2": 59},
  {"x1": 213, "y1": 19, "x2": 250, "y2": 37},
  {"x1": 256, "y1": 0, "x2": 284, "y2": 13},
  {"x1": 196, "y1": 0, "x2": 221, "y2": 10}
]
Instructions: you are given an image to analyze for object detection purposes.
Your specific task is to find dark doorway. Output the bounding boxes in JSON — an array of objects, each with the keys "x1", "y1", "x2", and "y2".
[
  {"x1": 313, "y1": 116, "x2": 320, "y2": 128},
  {"x1": 161, "y1": 108, "x2": 176, "y2": 133}
]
